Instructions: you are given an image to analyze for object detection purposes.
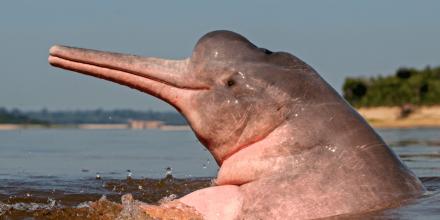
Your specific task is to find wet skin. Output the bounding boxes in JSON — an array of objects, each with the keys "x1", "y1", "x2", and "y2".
[{"x1": 48, "y1": 30, "x2": 425, "y2": 219}]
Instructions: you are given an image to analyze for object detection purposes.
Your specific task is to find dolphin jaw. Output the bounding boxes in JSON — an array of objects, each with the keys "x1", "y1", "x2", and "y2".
[{"x1": 49, "y1": 45, "x2": 210, "y2": 91}]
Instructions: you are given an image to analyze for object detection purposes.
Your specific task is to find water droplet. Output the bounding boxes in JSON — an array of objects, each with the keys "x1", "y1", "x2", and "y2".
[
  {"x1": 165, "y1": 167, "x2": 172, "y2": 177},
  {"x1": 158, "y1": 194, "x2": 178, "y2": 204},
  {"x1": 211, "y1": 178, "x2": 217, "y2": 186},
  {"x1": 47, "y1": 198, "x2": 56, "y2": 207},
  {"x1": 238, "y1": 71, "x2": 245, "y2": 79},
  {"x1": 245, "y1": 84, "x2": 255, "y2": 90},
  {"x1": 99, "y1": 195, "x2": 107, "y2": 201},
  {"x1": 324, "y1": 145, "x2": 337, "y2": 153}
]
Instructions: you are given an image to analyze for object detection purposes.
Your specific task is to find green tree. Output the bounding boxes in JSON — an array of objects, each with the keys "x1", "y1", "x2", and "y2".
[{"x1": 342, "y1": 65, "x2": 440, "y2": 107}]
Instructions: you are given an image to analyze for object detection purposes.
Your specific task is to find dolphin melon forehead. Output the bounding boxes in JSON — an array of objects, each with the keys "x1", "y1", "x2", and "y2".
[{"x1": 192, "y1": 30, "x2": 260, "y2": 61}]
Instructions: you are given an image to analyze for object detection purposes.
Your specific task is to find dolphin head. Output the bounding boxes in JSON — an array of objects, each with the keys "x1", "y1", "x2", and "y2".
[{"x1": 49, "y1": 30, "x2": 324, "y2": 164}]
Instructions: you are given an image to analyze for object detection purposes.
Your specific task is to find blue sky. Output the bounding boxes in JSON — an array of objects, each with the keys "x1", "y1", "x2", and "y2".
[{"x1": 1, "y1": 1, "x2": 439, "y2": 111}]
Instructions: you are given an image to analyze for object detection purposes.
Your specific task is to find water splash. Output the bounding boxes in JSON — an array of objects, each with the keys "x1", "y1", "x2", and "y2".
[
  {"x1": 158, "y1": 194, "x2": 177, "y2": 204},
  {"x1": 117, "y1": 194, "x2": 152, "y2": 220}
]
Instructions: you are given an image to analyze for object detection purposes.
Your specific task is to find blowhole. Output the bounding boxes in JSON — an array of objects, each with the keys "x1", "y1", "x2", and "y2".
[{"x1": 260, "y1": 48, "x2": 273, "y2": 55}]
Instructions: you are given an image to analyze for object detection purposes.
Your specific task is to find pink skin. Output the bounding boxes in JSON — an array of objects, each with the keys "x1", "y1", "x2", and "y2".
[
  {"x1": 48, "y1": 43, "x2": 249, "y2": 219},
  {"x1": 49, "y1": 31, "x2": 425, "y2": 219}
]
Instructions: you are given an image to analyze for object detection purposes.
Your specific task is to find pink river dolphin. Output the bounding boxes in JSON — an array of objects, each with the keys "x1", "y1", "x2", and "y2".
[{"x1": 49, "y1": 30, "x2": 424, "y2": 219}]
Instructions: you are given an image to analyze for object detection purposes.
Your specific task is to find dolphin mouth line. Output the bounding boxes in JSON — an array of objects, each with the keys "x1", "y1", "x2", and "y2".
[
  {"x1": 222, "y1": 121, "x2": 285, "y2": 163},
  {"x1": 49, "y1": 54, "x2": 210, "y2": 91}
]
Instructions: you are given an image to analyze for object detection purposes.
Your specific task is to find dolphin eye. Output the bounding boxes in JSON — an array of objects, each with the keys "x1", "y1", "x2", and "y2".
[{"x1": 227, "y1": 79, "x2": 235, "y2": 87}]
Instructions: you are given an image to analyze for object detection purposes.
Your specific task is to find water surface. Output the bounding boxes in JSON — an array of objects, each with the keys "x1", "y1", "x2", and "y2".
[{"x1": 0, "y1": 128, "x2": 439, "y2": 219}]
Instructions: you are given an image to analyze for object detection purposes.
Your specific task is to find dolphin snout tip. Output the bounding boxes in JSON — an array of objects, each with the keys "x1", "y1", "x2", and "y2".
[
  {"x1": 47, "y1": 55, "x2": 56, "y2": 66},
  {"x1": 48, "y1": 45, "x2": 68, "y2": 66},
  {"x1": 48, "y1": 45, "x2": 66, "y2": 66},
  {"x1": 49, "y1": 45, "x2": 62, "y2": 56},
  {"x1": 48, "y1": 46, "x2": 58, "y2": 65}
]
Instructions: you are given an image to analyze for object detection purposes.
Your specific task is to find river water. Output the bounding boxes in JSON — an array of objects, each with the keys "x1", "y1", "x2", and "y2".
[{"x1": 0, "y1": 128, "x2": 439, "y2": 219}]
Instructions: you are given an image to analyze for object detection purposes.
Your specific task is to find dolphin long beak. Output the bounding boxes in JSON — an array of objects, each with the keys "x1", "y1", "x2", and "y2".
[{"x1": 48, "y1": 45, "x2": 207, "y2": 110}]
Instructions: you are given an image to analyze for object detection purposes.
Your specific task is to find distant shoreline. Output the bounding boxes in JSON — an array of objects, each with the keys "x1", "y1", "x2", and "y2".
[
  {"x1": 358, "y1": 105, "x2": 440, "y2": 129},
  {"x1": 0, "y1": 123, "x2": 191, "y2": 131},
  {"x1": 1, "y1": 106, "x2": 440, "y2": 130}
]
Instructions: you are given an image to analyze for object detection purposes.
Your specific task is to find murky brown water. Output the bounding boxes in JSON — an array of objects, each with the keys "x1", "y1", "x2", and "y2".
[
  {"x1": 1, "y1": 128, "x2": 439, "y2": 219},
  {"x1": 1, "y1": 176, "x2": 439, "y2": 219},
  {"x1": 0, "y1": 176, "x2": 211, "y2": 219}
]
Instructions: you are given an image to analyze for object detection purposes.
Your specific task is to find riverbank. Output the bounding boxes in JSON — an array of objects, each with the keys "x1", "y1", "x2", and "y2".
[
  {"x1": 358, "y1": 105, "x2": 440, "y2": 128},
  {"x1": 1, "y1": 106, "x2": 440, "y2": 130},
  {"x1": 0, "y1": 124, "x2": 190, "y2": 131},
  {"x1": 0, "y1": 124, "x2": 50, "y2": 130}
]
